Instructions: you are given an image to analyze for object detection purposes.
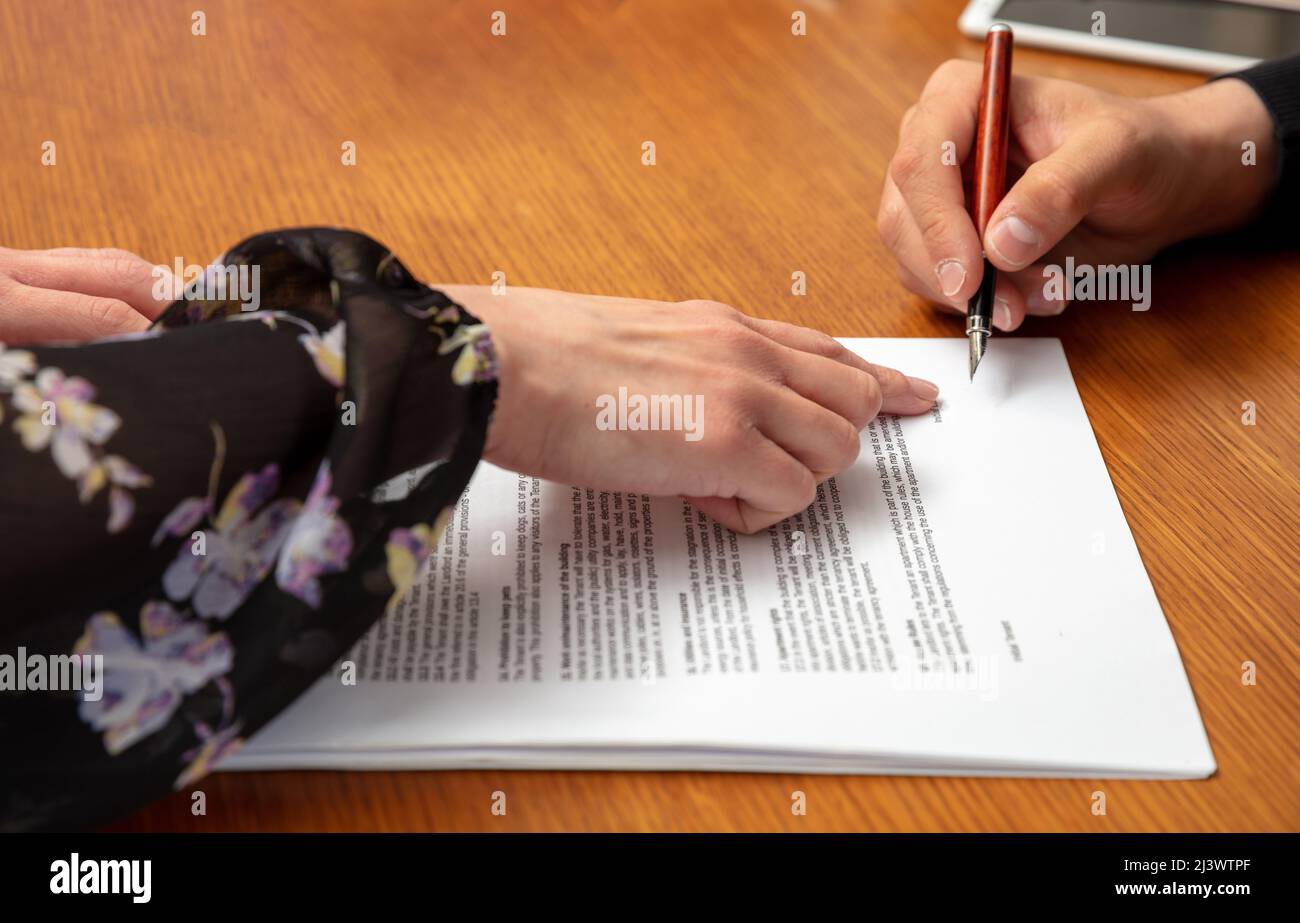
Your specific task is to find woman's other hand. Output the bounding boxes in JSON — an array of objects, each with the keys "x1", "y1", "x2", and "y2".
[{"x1": 0, "y1": 247, "x2": 174, "y2": 344}]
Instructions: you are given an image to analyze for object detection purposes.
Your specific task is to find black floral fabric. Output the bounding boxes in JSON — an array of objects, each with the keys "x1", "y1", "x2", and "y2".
[{"x1": 0, "y1": 228, "x2": 498, "y2": 831}]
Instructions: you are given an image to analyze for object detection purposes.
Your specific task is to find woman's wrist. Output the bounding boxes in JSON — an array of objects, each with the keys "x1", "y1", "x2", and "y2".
[
  {"x1": 437, "y1": 285, "x2": 508, "y2": 459},
  {"x1": 436, "y1": 283, "x2": 550, "y2": 469}
]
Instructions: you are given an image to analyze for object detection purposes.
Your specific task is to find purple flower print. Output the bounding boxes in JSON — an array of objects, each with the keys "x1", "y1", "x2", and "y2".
[
  {"x1": 383, "y1": 507, "x2": 452, "y2": 611},
  {"x1": 276, "y1": 461, "x2": 353, "y2": 608},
  {"x1": 158, "y1": 463, "x2": 301, "y2": 620}
]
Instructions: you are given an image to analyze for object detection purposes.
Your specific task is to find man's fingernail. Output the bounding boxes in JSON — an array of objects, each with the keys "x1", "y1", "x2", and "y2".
[
  {"x1": 907, "y1": 376, "x2": 940, "y2": 402},
  {"x1": 935, "y1": 259, "x2": 966, "y2": 298},
  {"x1": 994, "y1": 296, "x2": 1013, "y2": 331},
  {"x1": 988, "y1": 215, "x2": 1039, "y2": 267}
]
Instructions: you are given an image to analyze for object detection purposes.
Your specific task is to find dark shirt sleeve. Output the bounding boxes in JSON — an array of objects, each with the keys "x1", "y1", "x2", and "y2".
[
  {"x1": 1216, "y1": 53, "x2": 1300, "y2": 238},
  {"x1": 0, "y1": 228, "x2": 497, "y2": 831}
]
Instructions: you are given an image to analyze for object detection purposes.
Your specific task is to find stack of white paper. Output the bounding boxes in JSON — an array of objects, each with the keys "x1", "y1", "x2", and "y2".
[{"x1": 225, "y1": 339, "x2": 1215, "y2": 779}]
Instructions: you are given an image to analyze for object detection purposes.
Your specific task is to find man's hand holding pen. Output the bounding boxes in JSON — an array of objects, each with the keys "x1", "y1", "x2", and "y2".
[{"x1": 879, "y1": 53, "x2": 1279, "y2": 334}]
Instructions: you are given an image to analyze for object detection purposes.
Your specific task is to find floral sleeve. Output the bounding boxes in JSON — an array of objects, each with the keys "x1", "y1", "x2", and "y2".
[{"x1": 0, "y1": 228, "x2": 497, "y2": 831}]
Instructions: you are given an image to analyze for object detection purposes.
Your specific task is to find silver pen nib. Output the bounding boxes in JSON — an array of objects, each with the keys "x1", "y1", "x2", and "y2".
[{"x1": 968, "y1": 330, "x2": 987, "y2": 380}]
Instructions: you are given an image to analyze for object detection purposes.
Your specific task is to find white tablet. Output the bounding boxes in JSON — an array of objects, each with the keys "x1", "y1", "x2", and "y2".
[{"x1": 960, "y1": 0, "x2": 1300, "y2": 73}]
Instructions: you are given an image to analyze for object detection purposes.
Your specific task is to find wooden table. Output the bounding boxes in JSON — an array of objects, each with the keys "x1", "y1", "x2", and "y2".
[{"x1": 4, "y1": 0, "x2": 1296, "y2": 832}]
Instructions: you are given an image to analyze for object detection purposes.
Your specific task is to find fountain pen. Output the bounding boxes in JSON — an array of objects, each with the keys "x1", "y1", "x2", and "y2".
[{"x1": 967, "y1": 23, "x2": 1014, "y2": 379}]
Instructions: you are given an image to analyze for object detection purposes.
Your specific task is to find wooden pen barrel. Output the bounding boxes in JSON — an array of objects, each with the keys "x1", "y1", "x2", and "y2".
[{"x1": 971, "y1": 25, "x2": 1014, "y2": 238}]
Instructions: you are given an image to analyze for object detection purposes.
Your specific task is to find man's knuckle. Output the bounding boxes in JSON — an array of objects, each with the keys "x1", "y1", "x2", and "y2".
[
  {"x1": 889, "y1": 143, "x2": 927, "y2": 190},
  {"x1": 913, "y1": 202, "x2": 950, "y2": 250},
  {"x1": 1094, "y1": 112, "x2": 1142, "y2": 149},
  {"x1": 894, "y1": 261, "x2": 922, "y2": 290},
  {"x1": 877, "y1": 201, "x2": 906, "y2": 252},
  {"x1": 1028, "y1": 162, "x2": 1084, "y2": 218},
  {"x1": 929, "y1": 59, "x2": 972, "y2": 90},
  {"x1": 898, "y1": 105, "x2": 919, "y2": 137}
]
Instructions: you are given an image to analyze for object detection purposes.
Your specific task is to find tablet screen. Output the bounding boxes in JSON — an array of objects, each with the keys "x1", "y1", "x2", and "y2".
[{"x1": 995, "y1": 0, "x2": 1300, "y2": 59}]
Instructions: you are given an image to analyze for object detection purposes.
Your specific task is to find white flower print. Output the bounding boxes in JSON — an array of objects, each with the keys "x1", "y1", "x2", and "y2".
[
  {"x1": 75, "y1": 602, "x2": 234, "y2": 756},
  {"x1": 7, "y1": 364, "x2": 151, "y2": 532}
]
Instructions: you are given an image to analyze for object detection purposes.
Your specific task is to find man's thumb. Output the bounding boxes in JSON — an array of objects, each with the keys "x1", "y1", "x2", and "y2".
[{"x1": 983, "y1": 120, "x2": 1135, "y2": 270}]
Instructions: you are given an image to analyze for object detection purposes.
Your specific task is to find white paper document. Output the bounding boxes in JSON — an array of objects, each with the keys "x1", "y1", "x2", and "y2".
[{"x1": 226, "y1": 338, "x2": 1215, "y2": 779}]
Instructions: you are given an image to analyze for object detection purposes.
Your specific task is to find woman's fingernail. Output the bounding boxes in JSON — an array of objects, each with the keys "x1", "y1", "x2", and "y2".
[
  {"x1": 907, "y1": 376, "x2": 940, "y2": 402},
  {"x1": 935, "y1": 259, "x2": 966, "y2": 298},
  {"x1": 994, "y1": 296, "x2": 1013, "y2": 331},
  {"x1": 988, "y1": 215, "x2": 1039, "y2": 267}
]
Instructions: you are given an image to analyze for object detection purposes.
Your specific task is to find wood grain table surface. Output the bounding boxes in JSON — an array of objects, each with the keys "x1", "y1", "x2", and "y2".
[{"x1": 2, "y1": 0, "x2": 1296, "y2": 832}]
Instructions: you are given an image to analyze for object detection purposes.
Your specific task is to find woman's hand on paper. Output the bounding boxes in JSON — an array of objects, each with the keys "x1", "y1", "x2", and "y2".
[
  {"x1": 0, "y1": 246, "x2": 174, "y2": 343},
  {"x1": 879, "y1": 61, "x2": 1278, "y2": 329},
  {"x1": 449, "y1": 285, "x2": 938, "y2": 535}
]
